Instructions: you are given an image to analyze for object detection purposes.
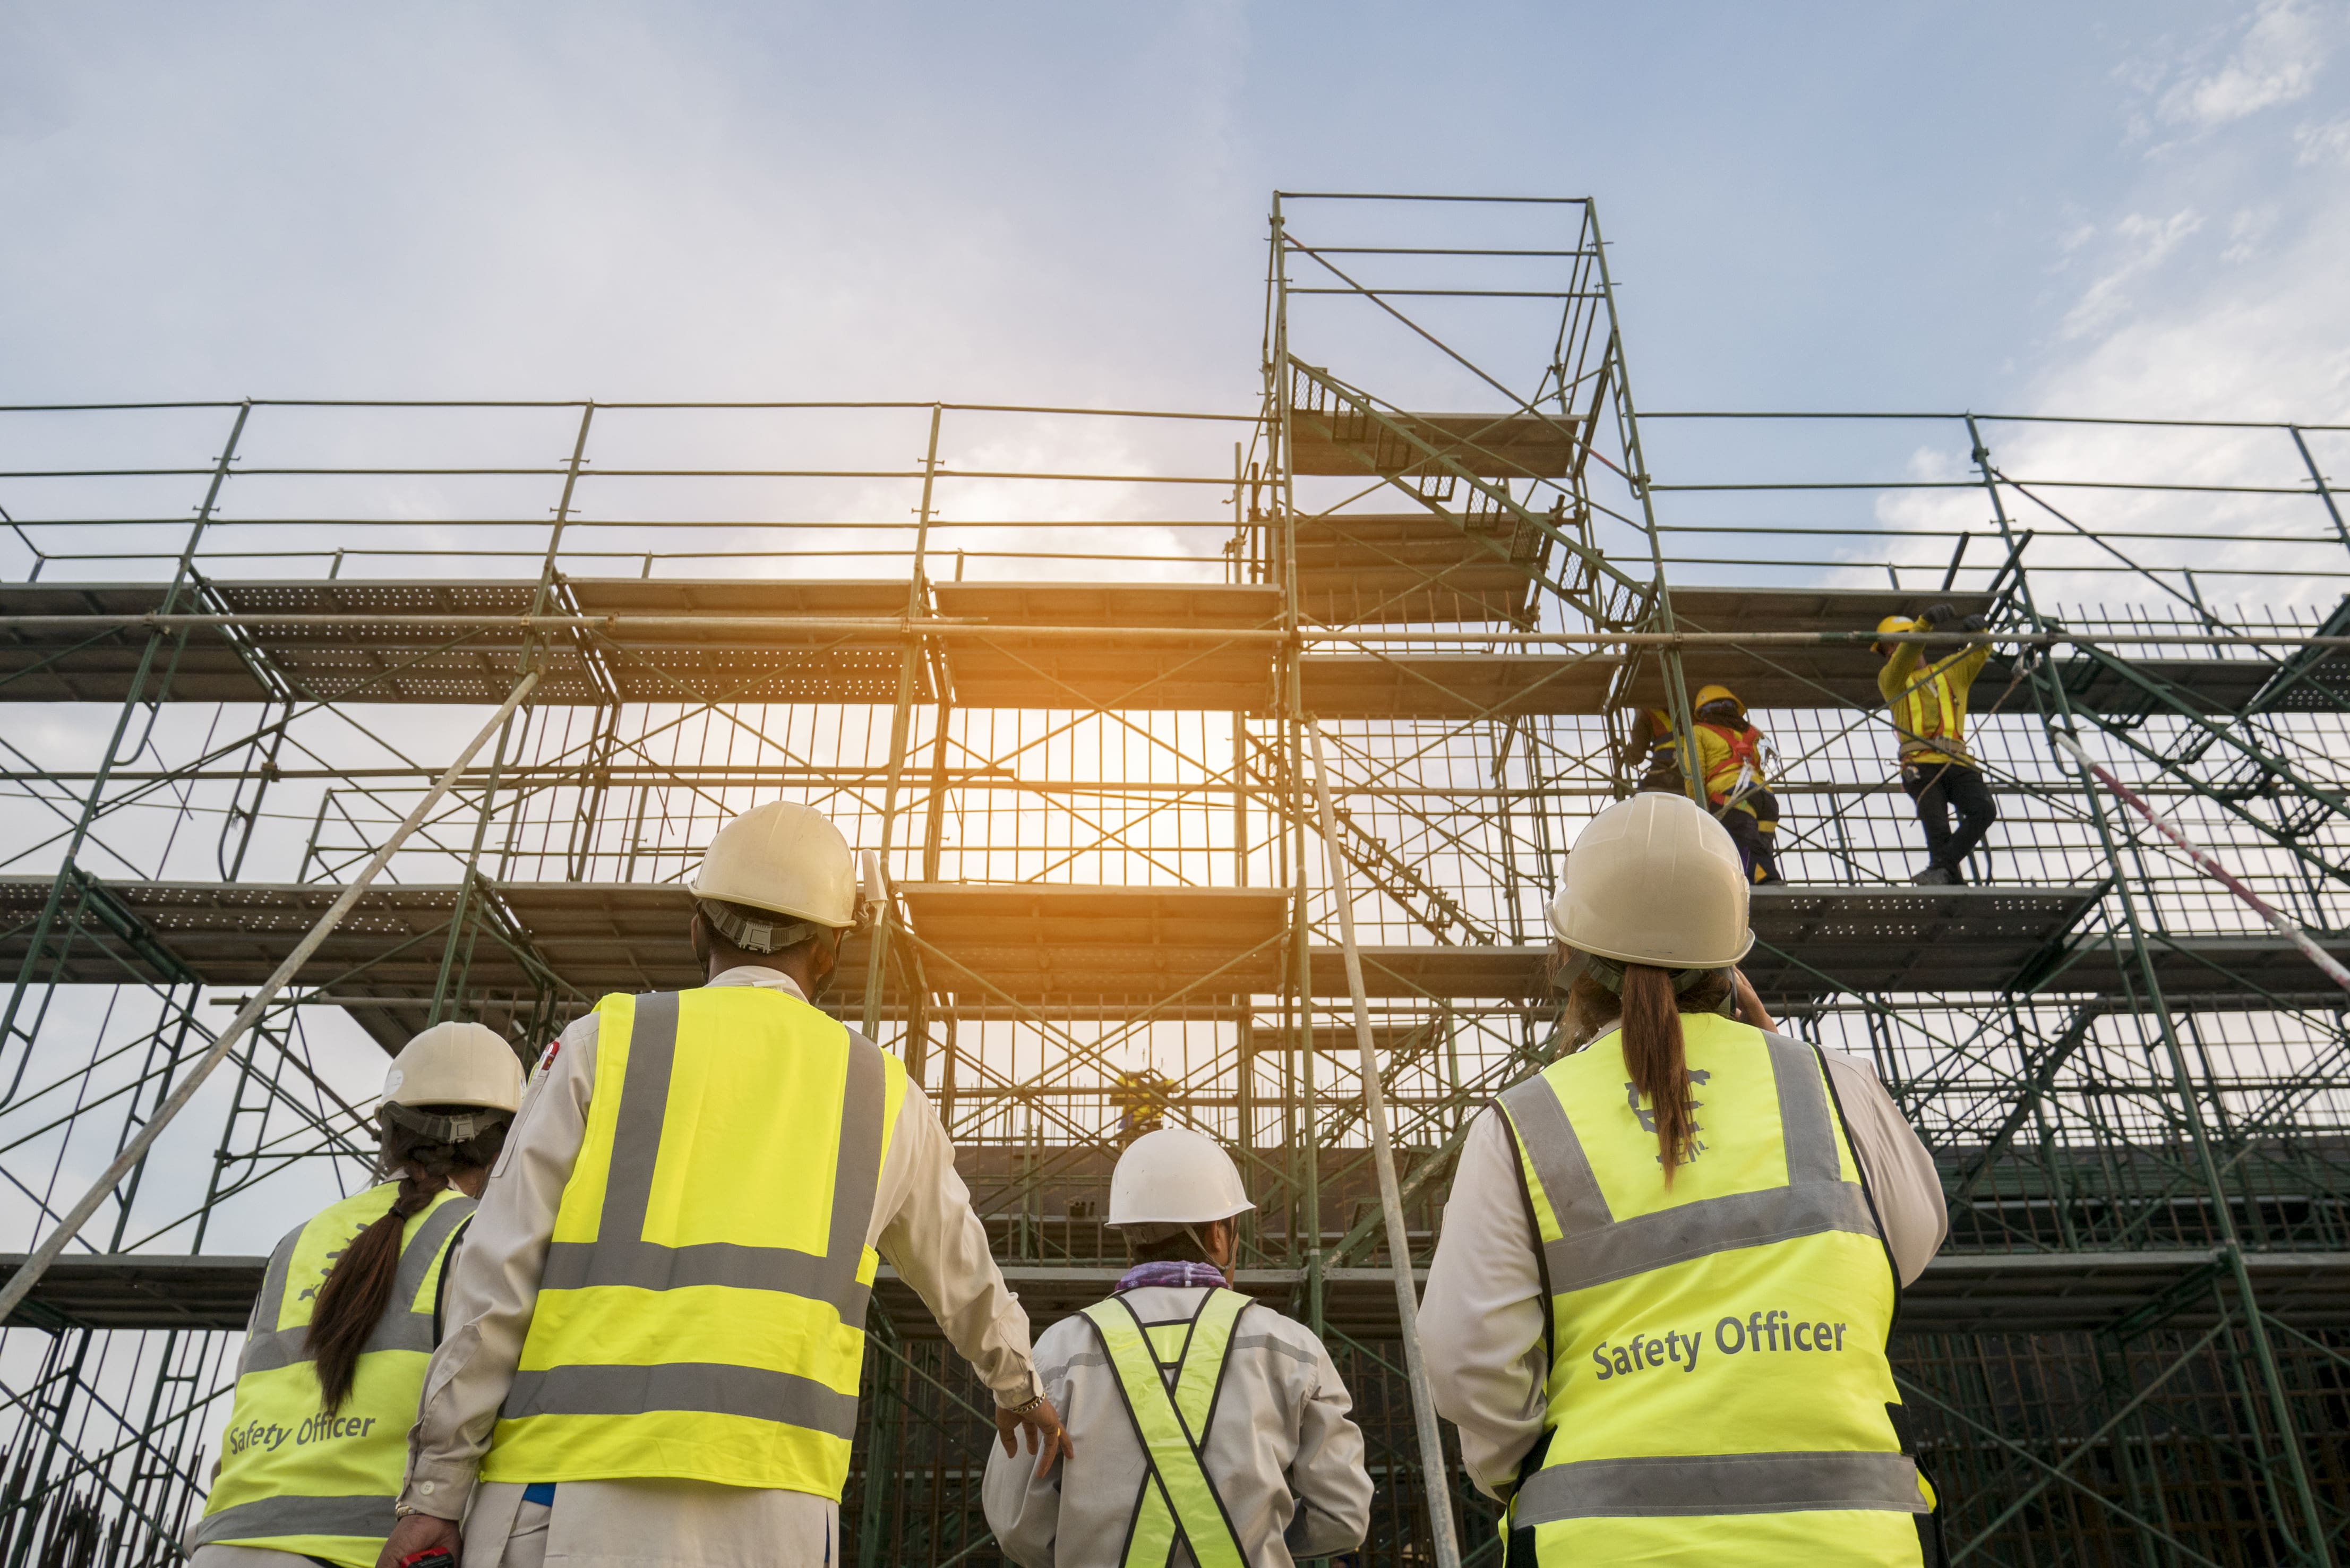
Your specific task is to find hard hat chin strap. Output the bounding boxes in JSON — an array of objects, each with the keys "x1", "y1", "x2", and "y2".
[
  {"x1": 1555, "y1": 949, "x2": 1725, "y2": 1000},
  {"x1": 697, "y1": 898, "x2": 844, "y2": 957},
  {"x1": 381, "y1": 1101, "x2": 508, "y2": 1144}
]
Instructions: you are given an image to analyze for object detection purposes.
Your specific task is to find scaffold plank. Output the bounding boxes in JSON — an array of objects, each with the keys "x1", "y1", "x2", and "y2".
[
  {"x1": 1300, "y1": 653, "x2": 1617, "y2": 717},
  {"x1": 0, "y1": 582, "x2": 269, "y2": 702},
  {"x1": 14, "y1": 1250, "x2": 2342, "y2": 1338},
  {"x1": 897, "y1": 882, "x2": 1288, "y2": 1001},
  {"x1": 1743, "y1": 885, "x2": 2104, "y2": 1002},
  {"x1": 1290, "y1": 512, "x2": 1540, "y2": 626},
  {"x1": 929, "y1": 582, "x2": 1280, "y2": 710},
  {"x1": 1287, "y1": 410, "x2": 1585, "y2": 478}
]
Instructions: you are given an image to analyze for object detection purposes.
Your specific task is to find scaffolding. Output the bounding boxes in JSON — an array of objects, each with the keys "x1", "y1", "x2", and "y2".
[{"x1": 0, "y1": 192, "x2": 2343, "y2": 1566}]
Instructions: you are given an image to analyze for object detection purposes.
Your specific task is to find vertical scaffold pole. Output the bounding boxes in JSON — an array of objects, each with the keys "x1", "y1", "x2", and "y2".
[
  {"x1": 864, "y1": 404, "x2": 943, "y2": 1041},
  {"x1": 1307, "y1": 719, "x2": 1462, "y2": 1568}
]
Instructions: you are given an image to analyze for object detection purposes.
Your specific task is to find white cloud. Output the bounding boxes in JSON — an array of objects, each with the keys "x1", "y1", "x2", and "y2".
[
  {"x1": 2297, "y1": 114, "x2": 2350, "y2": 164},
  {"x1": 2059, "y1": 209, "x2": 2203, "y2": 340},
  {"x1": 2159, "y1": 0, "x2": 2328, "y2": 128}
]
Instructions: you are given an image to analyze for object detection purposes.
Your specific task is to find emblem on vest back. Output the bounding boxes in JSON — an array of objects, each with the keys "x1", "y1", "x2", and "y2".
[{"x1": 1624, "y1": 1068, "x2": 1710, "y2": 1164}]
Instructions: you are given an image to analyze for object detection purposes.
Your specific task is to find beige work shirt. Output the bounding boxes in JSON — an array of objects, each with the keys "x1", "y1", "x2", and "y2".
[
  {"x1": 397, "y1": 966, "x2": 1041, "y2": 1568},
  {"x1": 1422, "y1": 1043, "x2": 1946, "y2": 1500},
  {"x1": 982, "y1": 1285, "x2": 1373, "y2": 1567}
]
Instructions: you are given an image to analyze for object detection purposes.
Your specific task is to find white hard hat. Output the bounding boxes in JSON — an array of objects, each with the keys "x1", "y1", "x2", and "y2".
[
  {"x1": 1108, "y1": 1127, "x2": 1254, "y2": 1227},
  {"x1": 1548, "y1": 793, "x2": 1754, "y2": 970},
  {"x1": 692, "y1": 801, "x2": 859, "y2": 945},
  {"x1": 384, "y1": 1022, "x2": 524, "y2": 1113}
]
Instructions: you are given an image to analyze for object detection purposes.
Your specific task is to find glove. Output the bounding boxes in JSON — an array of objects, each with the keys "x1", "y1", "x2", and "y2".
[{"x1": 1920, "y1": 602, "x2": 1958, "y2": 629}]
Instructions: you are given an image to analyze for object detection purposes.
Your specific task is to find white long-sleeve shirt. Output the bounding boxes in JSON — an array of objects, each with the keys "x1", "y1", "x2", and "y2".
[
  {"x1": 983, "y1": 1284, "x2": 1372, "y2": 1567},
  {"x1": 1422, "y1": 1044, "x2": 1946, "y2": 1500},
  {"x1": 397, "y1": 966, "x2": 1041, "y2": 1568}
]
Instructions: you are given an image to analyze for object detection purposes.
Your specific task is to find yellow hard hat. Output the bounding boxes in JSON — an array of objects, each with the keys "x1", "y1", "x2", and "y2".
[
  {"x1": 1873, "y1": 614, "x2": 1919, "y2": 652},
  {"x1": 1547, "y1": 793, "x2": 1754, "y2": 969},
  {"x1": 1692, "y1": 684, "x2": 1742, "y2": 714}
]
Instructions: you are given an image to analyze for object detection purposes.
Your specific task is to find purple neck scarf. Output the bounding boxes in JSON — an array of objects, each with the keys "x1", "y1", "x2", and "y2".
[{"x1": 1117, "y1": 1260, "x2": 1228, "y2": 1292}]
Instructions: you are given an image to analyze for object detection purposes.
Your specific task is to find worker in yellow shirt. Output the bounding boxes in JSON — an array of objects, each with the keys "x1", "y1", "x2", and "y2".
[
  {"x1": 1618, "y1": 688, "x2": 1783, "y2": 884},
  {"x1": 1875, "y1": 603, "x2": 1999, "y2": 885}
]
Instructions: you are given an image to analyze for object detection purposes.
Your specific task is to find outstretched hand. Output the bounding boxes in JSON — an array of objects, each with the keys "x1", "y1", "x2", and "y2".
[{"x1": 997, "y1": 1394, "x2": 1076, "y2": 1479}]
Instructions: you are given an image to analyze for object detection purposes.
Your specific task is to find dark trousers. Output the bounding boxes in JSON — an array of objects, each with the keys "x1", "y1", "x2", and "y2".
[
  {"x1": 1902, "y1": 761, "x2": 1997, "y2": 879},
  {"x1": 1717, "y1": 793, "x2": 1781, "y2": 882}
]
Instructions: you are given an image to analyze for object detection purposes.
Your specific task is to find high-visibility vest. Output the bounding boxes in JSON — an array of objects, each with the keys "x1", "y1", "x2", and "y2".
[
  {"x1": 195, "y1": 1184, "x2": 475, "y2": 1568},
  {"x1": 1894, "y1": 659, "x2": 1965, "y2": 758},
  {"x1": 1493, "y1": 1013, "x2": 1936, "y2": 1563},
  {"x1": 479, "y1": 987, "x2": 907, "y2": 1498},
  {"x1": 1079, "y1": 1288, "x2": 1253, "y2": 1568},
  {"x1": 1695, "y1": 722, "x2": 1765, "y2": 807}
]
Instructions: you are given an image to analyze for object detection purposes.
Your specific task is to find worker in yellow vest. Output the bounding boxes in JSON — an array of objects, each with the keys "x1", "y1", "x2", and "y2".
[
  {"x1": 193, "y1": 1023, "x2": 524, "y2": 1568},
  {"x1": 981, "y1": 1128, "x2": 1371, "y2": 1566},
  {"x1": 1876, "y1": 604, "x2": 1999, "y2": 885},
  {"x1": 380, "y1": 802, "x2": 1069, "y2": 1568},
  {"x1": 1421, "y1": 792, "x2": 1951, "y2": 1564},
  {"x1": 1618, "y1": 690, "x2": 1783, "y2": 883}
]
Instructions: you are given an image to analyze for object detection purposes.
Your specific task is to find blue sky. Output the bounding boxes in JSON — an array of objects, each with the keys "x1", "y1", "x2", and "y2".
[{"x1": 3, "y1": 1, "x2": 2345, "y2": 423}]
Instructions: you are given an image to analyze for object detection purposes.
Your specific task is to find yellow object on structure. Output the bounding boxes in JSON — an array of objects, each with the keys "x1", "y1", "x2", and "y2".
[{"x1": 1692, "y1": 684, "x2": 1742, "y2": 714}]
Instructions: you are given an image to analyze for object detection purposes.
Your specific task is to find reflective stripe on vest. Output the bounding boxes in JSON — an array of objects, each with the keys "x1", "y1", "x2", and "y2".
[
  {"x1": 479, "y1": 987, "x2": 906, "y2": 1497},
  {"x1": 1494, "y1": 1016, "x2": 1927, "y2": 1559},
  {"x1": 195, "y1": 1184, "x2": 474, "y2": 1568},
  {"x1": 1079, "y1": 1288, "x2": 1251, "y2": 1568},
  {"x1": 1899, "y1": 661, "x2": 1962, "y2": 753}
]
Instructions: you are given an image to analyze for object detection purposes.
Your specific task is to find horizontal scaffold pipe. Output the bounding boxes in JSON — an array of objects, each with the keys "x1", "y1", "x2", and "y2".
[{"x1": 3, "y1": 614, "x2": 2350, "y2": 654}]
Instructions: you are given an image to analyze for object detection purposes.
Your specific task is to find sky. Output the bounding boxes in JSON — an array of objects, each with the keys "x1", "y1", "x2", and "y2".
[{"x1": 2, "y1": 1, "x2": 2345, "y2": 426}]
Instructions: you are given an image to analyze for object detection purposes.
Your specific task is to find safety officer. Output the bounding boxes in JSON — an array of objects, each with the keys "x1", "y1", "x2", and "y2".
[
  {"x1": 1619, "y1": 690, "x2": 1784, "y2": 884},
  {"x1": 982, "y1": 1127, "x2": 1372, "y2": 1567},
  {"x1": 1422, "y1": 792, "x2": 1950, "y2": 1564},
  {"x1": 381, "y1": 801, "x2": 1069, "y2": 1568},
  {"x1": 1875, "y1": 603, "x2": 2000, "y2": 884},
  {"x1": 193, "y1": 1023, "x2": 524, "y2": 1568}
]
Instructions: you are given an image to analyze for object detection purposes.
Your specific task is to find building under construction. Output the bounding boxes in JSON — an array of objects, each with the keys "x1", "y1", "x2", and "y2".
[{"x1": 0, "y1": 193, "x2": 2344, "y2": 1565}]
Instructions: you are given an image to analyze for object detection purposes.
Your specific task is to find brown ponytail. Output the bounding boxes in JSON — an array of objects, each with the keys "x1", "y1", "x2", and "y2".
[
  {"x1": 1619, "y1": 965, "x2": 1698, "y2": 1184},
  {"x1": 306, "y1": 1112, "x2": 508, "y2": 1411}
]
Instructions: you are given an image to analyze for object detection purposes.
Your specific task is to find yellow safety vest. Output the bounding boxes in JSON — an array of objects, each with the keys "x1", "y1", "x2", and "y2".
[
  {"x1": 195, "y1": 1183, "x2": 475, "y2": 1568},
  {"x1": 1494, "y1": 1013, "x2": 1936, "y2": 1564},
  {"x1": 1079, "y1": 1288, "x2": 1252, "y2": 1568},
  {"x1": 480, "y1": 987, "x2": 907, "y2": 1497}
]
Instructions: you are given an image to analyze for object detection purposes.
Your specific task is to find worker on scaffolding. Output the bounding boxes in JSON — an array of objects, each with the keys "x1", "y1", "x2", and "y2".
[
  {"x1": 1421, "y1": 792, "x2": 1950, "y2": 1563},
  {"x1": 1876, "y1": 603, "x2": 1999, "y2": 885},
  {"x1": 1619, "y1": 686, "x2": 1783, "y2": 883},
  {"x1": 982, "y1": 1126, "x2": 1373, "y2": 1567},
  {"x1": 378, "y1": 802, "x2": 1069, "y2": 1568},
  {"x1": 192, "y1": 1023, "x2": 524, "y2": 1568}
]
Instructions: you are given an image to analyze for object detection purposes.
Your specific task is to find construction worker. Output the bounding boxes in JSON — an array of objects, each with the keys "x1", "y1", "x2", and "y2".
[
  {"x1": 982, "y1": 1127, "x2": 1373, "y2": 1566},
  {"x1": 1877, "y1": 603, "x2": 2000, "y2": 884},
  {"x1": 379, "y1": 802, "x2": 1069, "y2": 1568},
  {"x1": 193, "y1": 1023, "x2": 525, "y2": 1568},
  {"x1": 1422, "y1": 792, "x2": 1950, "y2": 1563},
  {"x1": 1619, "y1": 689, "x2": 1784, "y2": 883}
]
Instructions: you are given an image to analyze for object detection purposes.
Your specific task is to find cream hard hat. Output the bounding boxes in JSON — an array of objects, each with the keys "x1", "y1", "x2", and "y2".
[
  {"x1": 692, "y1": 801, "x2": 859, "y2": 949},
  {"x1": 1547, "y1": 792, "x2": 1753, "y2": 969},
  {"x1": 381, "y1": 1022, "x2": 524, "y2": 1145},
  {"x1": 1107, "y1": 1127, "x2": 1255, "y2": 1227}
]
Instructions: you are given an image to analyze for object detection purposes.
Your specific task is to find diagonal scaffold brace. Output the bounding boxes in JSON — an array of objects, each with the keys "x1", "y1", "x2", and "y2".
[
  {"x1": 0, "y1": 669, "x2": 543, "y2": 1324},
  {"x1": 1306, "y1": 718, "x2": 1464, "y2": 1568}
]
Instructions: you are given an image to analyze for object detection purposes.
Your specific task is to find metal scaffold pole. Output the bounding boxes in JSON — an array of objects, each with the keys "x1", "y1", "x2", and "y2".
[{"x1": 1307, "y1": 719, "x2": 1463, "y2": 1568}]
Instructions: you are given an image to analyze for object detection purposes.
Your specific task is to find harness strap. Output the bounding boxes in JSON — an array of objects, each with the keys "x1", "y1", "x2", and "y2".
[{"x1": 1081, "y1": 1288, "x2": 1252, "y2": 1568}]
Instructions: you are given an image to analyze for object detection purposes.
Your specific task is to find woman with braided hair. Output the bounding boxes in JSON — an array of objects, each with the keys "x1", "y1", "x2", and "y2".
[{"x1": 193, "y1": 1023, "x2": 525, "y2": 1568}]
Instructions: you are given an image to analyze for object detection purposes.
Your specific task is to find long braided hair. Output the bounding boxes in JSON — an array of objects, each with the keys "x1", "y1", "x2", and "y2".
[
  {"x1": 1560, "y1": 963, "x2": 1733, "y2": 1186},
  {"x1": 305, "y1": 1108, "x2": 509, "y2": 1411}
]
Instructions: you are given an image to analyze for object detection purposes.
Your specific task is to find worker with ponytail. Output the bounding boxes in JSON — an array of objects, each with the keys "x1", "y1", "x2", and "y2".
[
  {"x1": 193, "y1": 1023, "x2": 524, "y2": 1568},
  {"x1": 1424, "y1": 792, "x2": 1950, "y2": 1564}
]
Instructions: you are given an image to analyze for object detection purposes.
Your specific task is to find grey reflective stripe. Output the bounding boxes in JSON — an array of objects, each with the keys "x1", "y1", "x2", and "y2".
[
  {"x1": 1498, "y1": 1074, "x2": 1613, "y2": 1235},
  {"x1": 1513, "y1": 1450, "x2": 1926, "y2": 1521},
  {"x1": 1763, "y1": 1031, "x2": 1839, "y2": 1184},
  {"x1": 236, "y1": 1194, "x2": 475, "y2": 1374},
  {"x1": 1508, "y1": 1029, "x2": 1880, "y2": 1295},
  {"x1": 538, "y1": 994, "x2": 885, "y2": 1321},
  {"x1": 502, "y1": 1363, "x2": 860, "y2": 1440},
  {"x1": 1541, "y1": 1183, "x2": 1879, "y2": 1295},
  {"x1": 194, "y1": 1492, "x2": 400, "y2": 1545}
]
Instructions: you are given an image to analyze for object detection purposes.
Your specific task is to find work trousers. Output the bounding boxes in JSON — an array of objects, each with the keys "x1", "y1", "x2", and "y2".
[
  {"x1": 1717, "y1": 793, "x2": 1781, "y2": 883},
  {"x1": 1902, "y1": 761, "x2": 1998, "y2": 879}
]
